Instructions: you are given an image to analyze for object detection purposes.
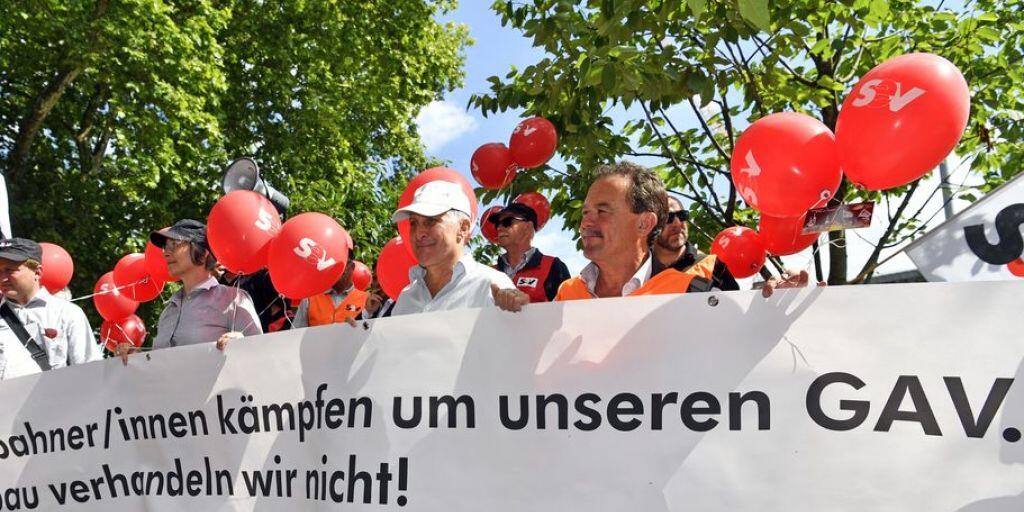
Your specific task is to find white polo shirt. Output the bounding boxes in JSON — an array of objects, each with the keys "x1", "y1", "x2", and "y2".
[{"x1": 392, "y1": 255, "x2": 516, "y2": 316}]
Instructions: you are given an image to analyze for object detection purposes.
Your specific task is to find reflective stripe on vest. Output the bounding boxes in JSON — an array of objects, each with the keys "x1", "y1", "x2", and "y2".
[
  {"x1": 555, "y1": 255, "x2": 719, "y2": 301},
  {"x1": 512, "y1": 255, "x2": 556, "y2": 303},
  {"x1": 308, "y1": 289, "x2": 368, "y2": 326}
]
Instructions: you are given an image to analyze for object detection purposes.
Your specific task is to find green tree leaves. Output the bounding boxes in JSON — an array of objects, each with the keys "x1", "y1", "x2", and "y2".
[
  {"x1": 473, "y1": 0, "x2": 1023, "y2": 284},
  {"x1": 1, "y1": 0, "x2": 469, "y2": 326}
]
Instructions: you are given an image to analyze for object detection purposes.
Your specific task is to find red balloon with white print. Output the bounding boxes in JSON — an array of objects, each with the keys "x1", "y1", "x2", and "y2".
[
  {"x1": 101, "y1": 314, "x2": 146, "y2": 353},
  {"x1": 711, "y1": 226, "x2": 767, "y2": 279},
  {"x1": 93, "y1": 271, "x2": 139, "y2": 321},
  {"x1": 836, "y1": 53, "x2": 969, "y2": 191},
  {"x1": 509, "y1": 117, "x2": 558, "y2": 168},
  {"x1": 207, "y1": 190, "x2": 282, "y2": 274},
  {"x1": 731, "y1": 112, "x2": 841, "y2": 218},
  {"x1": 471, "y1": 143, "x2": 518, "y2": 189},
  {"x1": 113, "y1": 252, "x2": 165, "y2": 302},
  {"x1": 267, "y1": 213, "x2": 349, "y2": 300}
]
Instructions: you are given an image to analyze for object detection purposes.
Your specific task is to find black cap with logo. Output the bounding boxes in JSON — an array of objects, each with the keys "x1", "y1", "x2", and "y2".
[{"x1": 0, "y1": 238, "x2": 43, "y2": 263}]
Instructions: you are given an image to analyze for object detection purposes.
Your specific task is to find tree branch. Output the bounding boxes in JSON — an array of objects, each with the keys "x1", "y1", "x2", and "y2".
[
  {"x1": 850, "y1": 180, "x2": 921, "y2": 283},
  {"x1": 640, "y1": 101, "x2": 725, "y2": 222},
  {"x1": 685, "y1": 95, "x2": 731, "y2": 162}
]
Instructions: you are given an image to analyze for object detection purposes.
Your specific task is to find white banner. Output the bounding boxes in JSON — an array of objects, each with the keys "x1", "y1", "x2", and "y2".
[
  {"x1": 906, "y1": 171, "x2": 1024, "y2": 281},
  {"x1": 1, "y1": 282, "x2": 1024, "y2": 511}
]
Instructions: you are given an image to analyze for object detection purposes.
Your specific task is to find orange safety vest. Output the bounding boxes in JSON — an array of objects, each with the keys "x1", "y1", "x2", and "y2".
[
  {"x1": 555, "y1": 255, "x2": 718, "y2": 301},
  {"x1": 307, "y1": 289, "x2": 368, "y2": 326}
]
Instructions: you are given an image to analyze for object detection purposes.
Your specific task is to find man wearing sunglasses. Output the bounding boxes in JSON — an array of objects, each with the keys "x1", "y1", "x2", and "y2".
[
  {"x1": 488, "y1": 202, "x2": 571, "y2": 303},
  {"x1": 653, "y1": 196, "x2": 739, "y2": 291}
]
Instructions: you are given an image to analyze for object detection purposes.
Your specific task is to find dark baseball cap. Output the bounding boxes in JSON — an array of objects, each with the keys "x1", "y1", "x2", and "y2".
[
  {"x1": 488, "y1": 203, "x2": 539, "y2": 229},
  {"x1": 149, "y1": 219, "x2": 208, "y2": 249},
  {"x1": 0, "y1": 238, "x2": 42, "y2": 262}
]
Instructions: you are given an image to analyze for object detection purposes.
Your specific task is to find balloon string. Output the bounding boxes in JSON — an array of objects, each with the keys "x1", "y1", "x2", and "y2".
[
  {"x1": 101, "y1": 320, "x2": 154, "y2": 356},
  {"x1": 278, "y1": 294, "x2": 296, "y2": 330},
  {"x1": 780, "y1": 185, "x2": 859, "y2": 276},
  {"x1": 69, "y1": 277, "x2": 148, "y2": 303},
  {"x1": 229, "y1": 275, "x2": 242, "y2": 333}
]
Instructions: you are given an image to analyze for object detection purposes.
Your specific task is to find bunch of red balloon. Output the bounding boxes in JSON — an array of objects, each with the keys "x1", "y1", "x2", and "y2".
[
  {"x1": 715, "y1": 52, "x2": 969, "y2": 279},
  {"x1": 470, "y1": 117, "x2": 557, "y2": 245},
  {"x1": 93, "y1": 252, "x2": 164, "y2": 353},
  {"x1": 470, "y1": 117, "x2": 558, "y2": 190},
  {"x1": 206, "y1": 190, "x2": 355, "y2": 301}
]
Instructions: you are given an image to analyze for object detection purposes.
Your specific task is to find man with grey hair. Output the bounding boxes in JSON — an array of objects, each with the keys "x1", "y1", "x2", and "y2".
[{"x1": 390, "y1": 180, "x2": 517, "y2": 315}]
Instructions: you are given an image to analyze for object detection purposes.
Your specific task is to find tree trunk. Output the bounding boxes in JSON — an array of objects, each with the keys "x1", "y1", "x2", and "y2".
[
  {"x1": 5, "y1": 0, "x2": 109, "y2": 183},
  {"x1": 6, "y1": 64, "x2": 83, "y2": 183}
]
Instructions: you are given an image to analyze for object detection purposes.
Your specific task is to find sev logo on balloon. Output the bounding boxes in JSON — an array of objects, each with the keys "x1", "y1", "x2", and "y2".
[
  {"x1": 254, "y1": 209, "x2": 276, "y2": 232},
  {"x1": 293, "y1": 238, "x2": 337, "y2": 271},
  {"x1": 850, "y1": 79, "x2": 926, "y2": 112}
]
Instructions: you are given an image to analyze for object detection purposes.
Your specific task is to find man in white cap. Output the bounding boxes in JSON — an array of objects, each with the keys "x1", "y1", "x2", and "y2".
[{"x1": 390, "y1": 180, "x2": 518, "y2": 315}]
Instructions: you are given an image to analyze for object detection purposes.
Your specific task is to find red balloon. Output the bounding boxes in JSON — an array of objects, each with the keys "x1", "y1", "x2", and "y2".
[
  {"x1": 144, "y1": 228, "x2": 180, "y2": 283},
  {"x1": 113, "y1": 253, "x2": 165, "y2": 302},
  {"x1": 731, "y1": 112, "x2": 842, "y2": 218},
  {"x1": 471, "y1": 143, "x2": 518, "y2": 189},
  {"x1": 207, "y1": 190, "x2": 282, "y2": 274},
  {"x1": 397, "y1": 167, "x2": 478, "y2": 257},
  {"x1": 376, "y1": 236, "x2": 418, "y2": 300},
  {"x1": 100, "y1": 314, "x2": 146, "y2": 353},
  {"x1": 758, "y1": 214, "x2": 819, "y2": 256},
  {"x1": 351, "y1": 260, "x2": 372, "y2": 291},
  {"x1": 267, "y1": 213, "x2": 350, "y2": 300},
  {"x1": 836, "y1": 53, "x2": 970, "y2": 191},
  {"x1": 39, "y1": 242, "x2": 73, "y2": 294},
  {"x1": 711, "y1": 227, "x2": 767, "y2": 279},
  {"x1": 93, "y1": 271, "x2": 139, "y2": 321},
  {"x1": 479, "y1": 205, "x2": 502, "y2": 243},
  {"x1": 1009, "y1": 258, "x2": 1024, "y2": 278},
  {"x1": 514, "y1": 192, "x2": 551, "y2": 230},
  {"x1": 509, "y1": 117, "x2": 558, "y2": 168}
]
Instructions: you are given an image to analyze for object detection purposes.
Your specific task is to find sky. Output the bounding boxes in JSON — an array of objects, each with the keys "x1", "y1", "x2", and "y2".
[{"x1": 414, "y1": 2, "x2": 981, "y2": 284}]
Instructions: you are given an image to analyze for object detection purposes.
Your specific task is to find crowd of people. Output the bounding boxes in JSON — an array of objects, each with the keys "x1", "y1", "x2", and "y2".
[{"x1": 0, "y1": 161, "x2": 807, "y2": 379}]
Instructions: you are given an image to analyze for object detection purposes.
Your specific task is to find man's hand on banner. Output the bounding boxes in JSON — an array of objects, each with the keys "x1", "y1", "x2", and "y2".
[
  {"x1": 115, "y1": 342, "x2": 138, "y2": 366},
  {"x1": 216, "y1": 331, "x2": 244, "y2": 351},
  {"x1": 491, "y1": 284, "x2": 529, "y2": 312},
  {"x1": 762, "y1": 269, "x2": 826, "y2": 298},
  {"x1": 364, "y1": 293, "x2": 383, "y2": 316}
]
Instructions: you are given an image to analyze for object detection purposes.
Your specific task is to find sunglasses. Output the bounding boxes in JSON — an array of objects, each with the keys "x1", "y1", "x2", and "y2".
[
  {"x1": 666, "y1": 211, "x2": 690, "y2": 224},
  {"x1": 492, "y1": 216, "x2": 526, "y2": 228}
]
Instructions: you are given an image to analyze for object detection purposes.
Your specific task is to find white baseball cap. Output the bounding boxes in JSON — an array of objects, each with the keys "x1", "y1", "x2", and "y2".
[{"x1": 391, "y1": 180, "x2": 473, "y2": 223}]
